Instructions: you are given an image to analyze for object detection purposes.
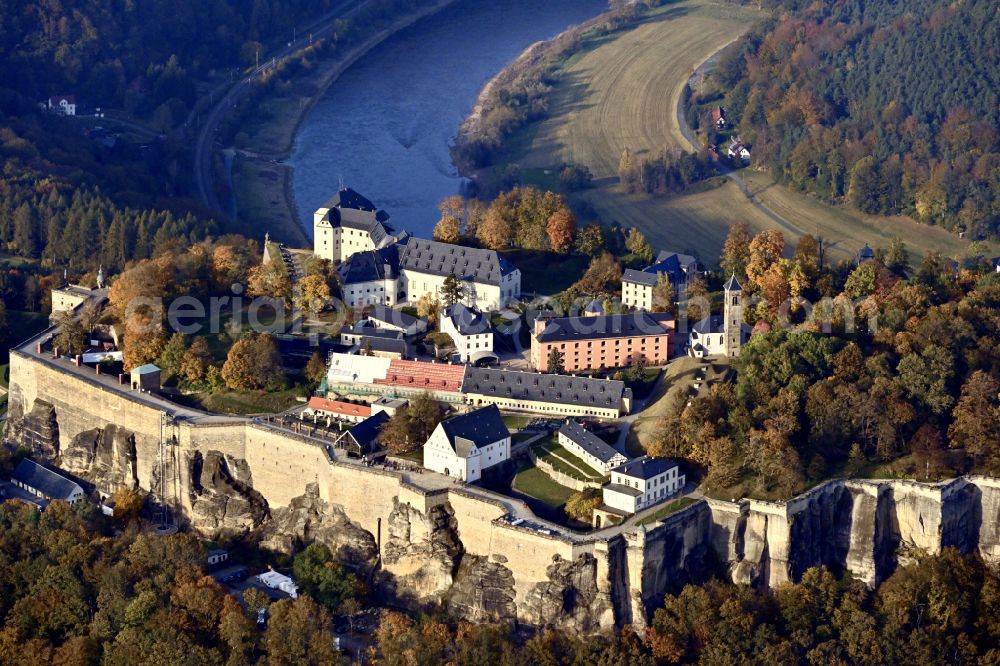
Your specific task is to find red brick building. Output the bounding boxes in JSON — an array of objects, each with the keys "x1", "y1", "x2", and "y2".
[{"x1": 530, "y1": 313, "x2": 675, "y2": 373}]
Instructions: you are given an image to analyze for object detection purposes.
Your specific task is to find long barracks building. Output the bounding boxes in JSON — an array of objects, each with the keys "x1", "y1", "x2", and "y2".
[{"x1": 324, "y1": 352, "x2": 632, "y2": 418}]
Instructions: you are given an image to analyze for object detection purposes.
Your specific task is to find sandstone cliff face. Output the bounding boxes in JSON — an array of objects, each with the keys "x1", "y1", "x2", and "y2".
[
  {"x1": 187, "y1": 451, "x2": 269, "y2": 537},
  {"x1": 521, "y1": 553, "x2": 610, "y2": 631},
  {"x1": 446, "y1": 555, "x2": 518, "y2": 624},
  {"x1": 381, "y1": 500, "x2": 463, "y2": 605},
  {"x1": 8, "y1": 398, "x2": 60, "y2": 458},
  {"x1": 261, "y1": 483, "x2": 379, "y2": 575},
  {"x1": 59, "y1": 424, "x2": 139, "y2": 495}
]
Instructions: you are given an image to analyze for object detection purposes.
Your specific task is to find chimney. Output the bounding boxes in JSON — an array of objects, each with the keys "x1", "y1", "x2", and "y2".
[
  {"x1": 118, "y1": 373, "x2": 125, "y2": 385},
  {"x1": 53, "y1": 346, "x2": 60, "y2": 358},
  {"x1": 95, "y1": 364, "x2": 100, "y2": 375},
  {"x1": 74, "y1": 355, "x2": 81, "y2": 366}
]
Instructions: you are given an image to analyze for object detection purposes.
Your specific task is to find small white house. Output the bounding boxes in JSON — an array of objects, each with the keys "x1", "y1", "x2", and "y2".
[
  {"x1": 258, "y1": 570, "x2": 298, "y2": 598},
  {"x1": 557, "y1": 420, "x2": 627, "y2": 473},
  {"x1": 602, "y1": 456, "x2": 684, "y2": 514},
  {"x1": 439, "y1": 303, "x2": 494, "y2": 363},
  {"x1": 423, "y1": 404, "x2": 510, "y2": 482},
  {"x1": 48, "y1": 95, "x2": 77, "y2": 116},
  {"x1": 727, "y1": 139, "x2": 750, "y2": 162},
  {"x1": 10, "y1": 458, "x2": 85, "y2": 506}
]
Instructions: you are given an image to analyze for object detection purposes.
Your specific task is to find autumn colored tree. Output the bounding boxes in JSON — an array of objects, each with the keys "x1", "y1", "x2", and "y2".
[
  {"x1": 651, "y1": 273, "x2": 676, "y2": 314},
  {"x1": 746, "y1": 230, "x2": 786, "y2": 293},
  {"x1": 571, "y1": 252, "x2": 623, "y2": 295},
  {"x1": 246, "y1": 261, "x2": 292, "y2": 302},
  {"x1": 415, "y1": 293, "x2": 441, "y2": 326},
  {"x1": 720, "y1": 222, "x2": 752, "y2": 280},
  {"x1": 303, "y1": 348, "x2": 327, "y2": 385},
  {"x1": 575, "y1": 223, "x2": 605, "y2": 257},
  {"x1": 433, "y1": 214, "x2": 462, "y2": 244},
  {"x1": 546, "y1": 208, "x2": 577, "y2": 254},
  {"x1": 107, "y1": 258, "x2": 170, "y2": 321},
  {"x1": 110, "y1": 487, "x2": 146, "y2": 524},
  {"x1": 477, "y1": 207, "x2": 513, "y2": 250},
  {"x1": 294, "y1": 274, "x2": 331, "y2": 315},
  {"x1": 122, "y1": 312, "x2": 167, "y2": 370},
  {"x1": 292, "y1": 543, "x2": 364, "y2": 611},
  {"x1": 263, "y1": 597, "x2": 343, "y2": 666},
  {"x1": 565, "y1": 488, "x2": 602, "y2": 522},
  {"x1": 221, "y1": 333, "x2": 285, "y2": 391},
  {"x1": 625, "y1": 227, "x2": 654, "y2": 263},
  {"x1": 211, "y1": 243, "x2": 251, "y2": 291},
  {"x1": 180, "y1": 336, "x2": 212, "y2": 383},
  {"x1": 949, "y1": 371, "x2": 1000, "y2": 470}
]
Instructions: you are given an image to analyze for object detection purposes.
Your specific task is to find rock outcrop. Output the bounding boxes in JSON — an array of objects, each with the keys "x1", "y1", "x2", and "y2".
[
  {"x1": 261, "y1": 483, "x2": 379, "y2": 576},
  {"x1": 188, "y1": 451, "x2": 269, "y2": 536},
  {"x1": 381, "y1": 500, "x2": 462, "y2": 605},
  {"x1": 58, "y1": 424, "x2": 139, "y2": 494},
  {"x1": 446, "y1": 555, "x2": 517, "y2": 624},
  {"x1": 521, "y1": 553, "x2": 609, "y2": 631},
  {"x1": 8, "y1": 398, "x2": 60, "y2": 458}
]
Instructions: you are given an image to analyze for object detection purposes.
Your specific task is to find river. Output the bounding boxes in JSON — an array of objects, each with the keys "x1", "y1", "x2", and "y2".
[{"x1": 290, "y1": 0, "x2": 606, "y2": 238}]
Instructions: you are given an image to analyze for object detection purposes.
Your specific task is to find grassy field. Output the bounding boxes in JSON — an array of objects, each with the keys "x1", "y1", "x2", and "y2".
[
  {"x1": 533, "y1": 437, "x2": 606, "y2": 481},
  {"x1": 492, "y1": 0, "x2": 990, "y2": 264},
  {"x1": 500, "y1": 249, "x2": 589, "y2": 296},
  {"x1": 174, "y1": 386, "x2": 307, "y2": 415},
  {"x1": 512, "y1": 465, "x2": 576, "y2": 507}
]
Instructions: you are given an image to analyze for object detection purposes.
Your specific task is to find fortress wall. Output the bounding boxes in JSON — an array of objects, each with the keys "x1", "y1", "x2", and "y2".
[
  {"x1": 179, "y1": 422, "x2": 247, "y2": 459},
  {"x1": 9, "y1": 351, "x2": 164, "y2": 489},
  {"x1": 325, "y1": 463, "x2": 410, "y2": 539},
  {"x1": 244, "y1": 425, "x2": 334, "y2": 508}
]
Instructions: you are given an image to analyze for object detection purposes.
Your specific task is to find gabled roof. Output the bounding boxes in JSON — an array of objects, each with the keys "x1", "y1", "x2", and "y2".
[
  {"x1": 352, "y1": 336, "x2": 408, "y2": 356},
  {"x1": 343, "y1": 412, "x2": 390, "y2": 451},
  {"x1": 368, "y1": 305, "x2": 423, "y2": 330},
  {"x1": 398, "y1": 239, "x2": 517, "y2": 286},
  {"x1": 324, "y1": 187, "x2": 377, "y2": 212},
  {"x1": 723, "y1": 274, "x2": 742, "y2": 292},
  {"x1": 623, "y1": 252, "x2": 697, "y2": 287},
  {"x1": 611, "y1": 455, "x2": 678, "y2": 480},
  {"x1": 462, "y1": 368, "x2": 626, "y2": 409},
  {"x1": 534, "y1": 312, "x2": 674, "y2": 343},
  {"x1": 49, "y1": 95, "x2": 76, "y2": 105},
  {"x1": 443, "y1": 303, "x2": 491, "y2": 336},
  {"x1": 338, "y1": 245, "x2": 400, "y2": 284},
  {"x1": 558, "y1": 420, "x2": 625, "y2": 465},
  {"x1": 307, "y1": 397, "x2": 371, "y2": 418},
  {"x1": 440, "y1": 405, "x2": 508, "y2": 457},
  {"x1": 12, "y1": 459, "x2": 83, "y2": 502}
]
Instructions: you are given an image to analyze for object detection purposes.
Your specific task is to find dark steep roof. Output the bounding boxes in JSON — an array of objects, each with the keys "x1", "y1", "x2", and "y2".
[
  {"x1": 324, "y1": 187, "x2": 377, "y2": 212},
  {"x1": 443, "y1": 303, "x2": 491, "y2": 336},
  {"x1": 440, "y1": 405, "x2": 509, "y2": 457},
  {"x1": 611, "y1": 455, "x2": 678, "y2": 480},
  {"x1": 343, "y1": 412, "x2": 390, "y2": 452},
  {"x1": 462, "y1": 368, "x2": 626, "y2": 410},
  {"x1": 558, "y1": 421, "x2": 624, "y2": 464},
  {"x1": 534, "y1": 312, "x2": 673, "y2": 343},
  {"x1": 12, "y1": 459, "x2": 83, "y2": 501},
  {"x1": 398, "y1": 239, "x2": 517, "y2": 286},
  {"x1": 338, "y1": 245, "x2": 400, "y2": 284},
  {"x1": 623, "y1": 252, "x2": 697, "y2": 287},
  {"x1": 723, "y1": 274, "x2": 742, "y2": 292}
]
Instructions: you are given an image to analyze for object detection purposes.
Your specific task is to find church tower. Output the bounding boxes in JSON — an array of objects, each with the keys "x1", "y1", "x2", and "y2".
[{"x1": 723, "y1": 274, "x2": 743, "y2": 357}]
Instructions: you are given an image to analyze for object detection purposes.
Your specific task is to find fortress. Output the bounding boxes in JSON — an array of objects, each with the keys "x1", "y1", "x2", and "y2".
[{"x1": 9, "y1": 330, "x2": 1000, "y2": 630}]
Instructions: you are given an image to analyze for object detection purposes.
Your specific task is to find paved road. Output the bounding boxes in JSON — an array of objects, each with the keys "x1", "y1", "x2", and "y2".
[
  {"x1": 676, "y1": 58, "x2": 805, "y2": 239},
  {"x1": 192, "y1": 0, "x2": 374, "y2": 217}
]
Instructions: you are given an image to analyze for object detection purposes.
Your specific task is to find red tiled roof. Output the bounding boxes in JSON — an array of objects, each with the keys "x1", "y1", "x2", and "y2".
[
  {"x1": 373, "y1": 359, "x2": 465, "y2": 393},
  {"x1": 307, "y1": 397, "x2": 371, "y2": 418}
]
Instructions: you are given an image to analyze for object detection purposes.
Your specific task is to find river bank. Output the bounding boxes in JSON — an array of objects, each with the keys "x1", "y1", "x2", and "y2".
[{"x1": 230, "y1": 0, "x2": 460, "y2": 246}]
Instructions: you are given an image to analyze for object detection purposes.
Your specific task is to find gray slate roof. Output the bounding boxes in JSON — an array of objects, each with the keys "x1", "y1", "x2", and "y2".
[
  {"x1": 338, "y1": 245, "x2": 400, "y2": 285},
  {"x1": 441, "y1": 405, "x2": 509, "y2": 457},
  {"x1": 611, "y1": 455, "x2": 677, "y2": 480},
  {"x1": 443, "y1": 303, "x2": 491, "y2": 336},
  {"x1": 723, "y1": 274, "x2": 743, "y2": 292},
  {"x1": 398, "y1": 239, "x2": 517, "y2": 286},
  {"x1": 558, "y1": 420, "x2": 624, "y2": 464},
  {"x1": 534, "y1": 312, "x2": 673, "y2": 343},
  {"x1": 352, "y1": 336, "x2": 408, "y2": 356},
  {"x1": 12, "y1": 459, "x2": 83, "y2": 501},
  {"x1": 343, "y1": 412, "x2": 390, "y2": 452},
  {"x1": 623, "y1": 252, "x2": 697, "y2": 288},
  {"x1": 319, "y1": 188, "x2": 393, "y2": 244},
  {"x1": 368, "y1": 305, "x2": 422, "y2": 331},
  {"x1": 462, "y1": 368, "x2": 626, "y2": 410}
]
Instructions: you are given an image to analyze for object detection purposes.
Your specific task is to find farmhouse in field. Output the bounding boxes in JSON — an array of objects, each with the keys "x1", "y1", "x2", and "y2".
[
  {"x1": 727, "y1": 138, "x2": 750, "y2": 162},
  {"x1": 557, "y1": 420, "x2": 628, "y2": 473},
  {"x1": 711, "y1": 106, "x2": 726, "y2": 128},
  {"x1": 423, "y1": 404, "x2": 510, "y2": 482}
]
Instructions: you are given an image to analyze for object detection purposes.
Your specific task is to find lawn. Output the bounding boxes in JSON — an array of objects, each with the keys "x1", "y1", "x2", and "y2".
[
  {"x1": 487, "y1": 0, "x2": 990, "y2": 264},
  {"x1": 501, "y1": 414, "x2": 534, "y2": 431},
  {"x1": 512, "y1": 465, "x2": 576, "y2": 507},
  {"x1": 533, "y1": 437, "x2": 605, "y2": 481},
  {"x1": 232, "y1": 156, "x2": 306, "y2": 247},
  {"x1": 636, "y1": 497, "x2": 699, "y2": 526},
  {"x1": 173, "y1": 386, "x2": 307, "y2": 415}
]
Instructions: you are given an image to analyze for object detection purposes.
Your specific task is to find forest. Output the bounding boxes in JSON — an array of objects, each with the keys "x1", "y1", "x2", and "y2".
[
  {"x1": 1, "y1": 490, "x2": 999, "y2": 665},
  {"x1": 710, "y1": 0, "x2": 1000, "y2": 239},
  {"x1": 648, "y1": 223, "x2": 1000, "y2": 498}
]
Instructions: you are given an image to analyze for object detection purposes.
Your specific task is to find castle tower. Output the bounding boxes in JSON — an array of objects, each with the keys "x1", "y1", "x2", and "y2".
[{"x1": 723, "y1": 274, "x2": 743, "y2": 358}]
